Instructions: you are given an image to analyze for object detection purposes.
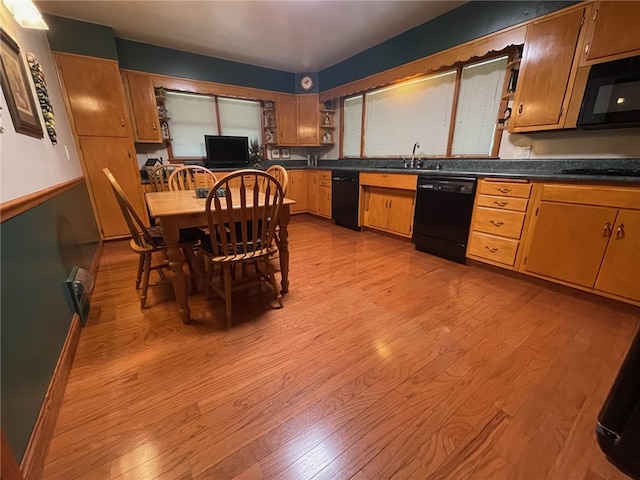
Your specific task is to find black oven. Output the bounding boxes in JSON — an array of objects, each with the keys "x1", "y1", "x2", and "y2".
[{"x1": 578, "y1": 55, "x2": 640, "y2": 129}]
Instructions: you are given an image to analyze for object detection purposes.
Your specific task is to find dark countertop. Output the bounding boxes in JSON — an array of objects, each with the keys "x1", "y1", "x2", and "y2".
[{"x1": 140, "y1": 158, "x2": 640, "y2": 185}]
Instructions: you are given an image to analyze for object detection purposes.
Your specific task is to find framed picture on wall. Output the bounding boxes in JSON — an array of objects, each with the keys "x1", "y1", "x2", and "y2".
[
  {"x1": 281, "y1": 148, "x2": 290, "y2": 159},
  {"x1": 0, "y1": 31, "x2": 43, "y2": 139},
  {"x1": 271, "y1": 148, "x2": 280, "y2": 159}
]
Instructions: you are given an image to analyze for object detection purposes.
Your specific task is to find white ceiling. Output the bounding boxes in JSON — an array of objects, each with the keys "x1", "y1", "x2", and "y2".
[{"x1": 37, "y1": 1, "x2": 467, "y2": 73}]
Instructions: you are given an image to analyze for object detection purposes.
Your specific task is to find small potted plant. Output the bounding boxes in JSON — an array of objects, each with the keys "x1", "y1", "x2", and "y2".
[{"x1": 249, "y1": 137, "x2": 263, "y2": 167}]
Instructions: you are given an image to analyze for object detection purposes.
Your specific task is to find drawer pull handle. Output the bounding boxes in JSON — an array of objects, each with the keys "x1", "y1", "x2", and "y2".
[
  {"x1": 152, "y1": 123, "x2": 157, "y2": 131},
  {"x1": 494, "y1": 201, "x2": 508, "y2": 207},
  {"x1": 497, "y1": 187, "x2": 511, "y2": 193},
  {"x1": 490, "y1": 220, "x2": 504, "y2": 227},
  {"x1": 485, "y1": 246, "x2": 499, "y2": 253},
  {"x1": 120, "y1": 119, "x2": 125, "y2": 127},
  {"x1": 616, "y1": 223, "x2": 625, "y2": 240},
  {"x1": 603, "y1": 222, "x2": 612, "y2": 238}
]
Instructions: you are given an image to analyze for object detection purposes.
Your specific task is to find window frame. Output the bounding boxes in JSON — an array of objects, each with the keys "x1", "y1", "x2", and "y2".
[{"x1": 340, "y1": 49, "x2": 515, "y2": 160}]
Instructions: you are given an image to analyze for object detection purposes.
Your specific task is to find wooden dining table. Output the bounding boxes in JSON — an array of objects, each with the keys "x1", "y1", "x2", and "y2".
[{"x1": 145, "y1": 189, "x2": 295, "y2": 324}]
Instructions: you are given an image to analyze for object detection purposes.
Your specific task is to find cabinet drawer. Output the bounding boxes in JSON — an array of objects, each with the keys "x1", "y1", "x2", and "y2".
[
  {"x1": 477, "y1": 194, "x2": 528, "y2": 212},
  {"x1": 319, "y1": 171, "x2": 332, "y2": 181},
  {"x1": 478, "y1": 180, "x2": 531, "y2": 198},
  {"x1": 360, "y1": 172, "x2": 417, "y2": 190},
  {"x1": 468, "y1": 232, "x2": 519, "y2": 266},
  {"x1": 319, "y1": 179, "x2": 331, "y2": 187},
  {"x1": 473, "y1": 208, "x2": 526, "y2": 239}
]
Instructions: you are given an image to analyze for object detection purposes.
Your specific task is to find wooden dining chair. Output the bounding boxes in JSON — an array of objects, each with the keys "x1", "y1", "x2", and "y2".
[
  {"x1": 168, "y1": 166, "x2": 218, "y2": 191},
  {"x1": 201, "y1": 170, "x2": 285, "y2": 327},
  {"x1": 263, "y1": 165, "x2": 289, "y2": 195},
  {"x1": 149, "y1": 164, "x2": 183, "y2": 192},
  {"x1": 103, "y1": 168, "x2": 202, "y2": 309}
]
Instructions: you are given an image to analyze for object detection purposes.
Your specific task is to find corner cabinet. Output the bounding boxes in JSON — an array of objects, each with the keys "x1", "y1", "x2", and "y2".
[
  {"x1": 121, "y1": 71, "x2": 163, "y2": 143},
  {"x1": 520, "y1": 183, "x2": 640, "y2": 304},
  {"x1": 274, "y1": 93, "x2": 319, "y2": 146},
  {"x1": 510, "y1": 5, "x2": 589, "y2": 132}
]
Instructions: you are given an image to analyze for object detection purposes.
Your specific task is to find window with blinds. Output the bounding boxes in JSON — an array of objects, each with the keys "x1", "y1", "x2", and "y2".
[
  {"x1": 165, "y1": 92, "x2": 218, "y2": 157},
  {"x1": 218, "y1": 97, "x2": 261, "y2": 141},
  {"x1": 451, "y1": 56, "x2": 508, "y2": 156},
  {"x1": 364, "y1": 71, "x2": 457, "y2": 157},
  {"x1": 343, "y1": 96, "x2": 363, "y2": 157}
]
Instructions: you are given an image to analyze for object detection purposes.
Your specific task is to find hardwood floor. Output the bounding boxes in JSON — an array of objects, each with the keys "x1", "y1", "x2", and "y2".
[{"x1": 43, "y1": 215, "x2": 638, "y2": 480}]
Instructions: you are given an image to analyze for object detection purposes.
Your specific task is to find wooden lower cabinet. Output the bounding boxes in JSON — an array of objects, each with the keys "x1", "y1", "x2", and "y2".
[
  {"x1": 595, "y1": 209, "x2": 640, "y2": 301},
  {"x1": 307, "y1": 171, "x2": 319, "y2": 214},
  {"x1": 288, "y1": 170, "x2": 307, "y2": 213},
  {"x1": 522, "y1": 202, "x2": 616, "y2": 287},
  {"x1": 80, "y1": 136, "x2": 147, "y2": 238},
  {"x1": 318, "y1": 185, "x2": 332, "y2": 219},
  {"x1": 365, "y1": 187, "x2": 414, "y2": 237}
]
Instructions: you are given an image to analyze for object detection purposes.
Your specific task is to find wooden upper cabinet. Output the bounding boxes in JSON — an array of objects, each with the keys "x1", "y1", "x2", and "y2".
[
  {"x1": 595, "y1": 209, "x2": 640, "y2": 302},
  {"x1": 297, "y1": 94, "x2": 319, "y2": 145},
  {"x1": 276, "y1": 93, "x2": 298, "y2": 145},
  {"x1": 122, "y1": 71, "x2": 162, "y2": 143},
  {"x1": 510, "y1": 7, "x2": 586, "y2": 132},
  {"x1": 582, "y1": 1, "x2": 640, "y2": 64},
  {"x1": 55, "y1": 53, "x2": 130, "y2": 137}
]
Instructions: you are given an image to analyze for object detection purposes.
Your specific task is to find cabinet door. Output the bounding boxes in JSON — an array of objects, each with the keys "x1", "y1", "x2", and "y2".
[
  {"x1": 386, "y1": 190, "x2": 415, "y2": 236},
  {"x1": 79, "y1": 137, "x2": 147, "y2": 238},
  {"x1": 307, "y1": 170, "x2": 319, "y2": 214},
  {"x1": 289, "y1": 170, "x2": 307, "y2": 213},
  {"x1": 276, "y1": 94, "x2": 298, "y2": 145},
  {"x1": 595, "y1": 209, "x2": 640, "y2": 301},
  {"x1": 367, "y1": 188, "x2": 389, "y2": 230},
  {"x1": 56, "y1": 54, "x2": 130, "y2": 137},
  {"x1": 585, "y1": 1, "x2": 640, "y2": 62},
  {"x1": 297, "y1": 94, "x2": 319, "y2": 145},
  {"x1": 123, "y1": 71, "x2": 162, "y2": 143},
  {"x1": 511, "y1": 8, "x2": 585, "y2": 130},
  {"x1": 523, "y1": 202, "x2": 617, "y2": 287},
  {"x1": 318, "y1": 186, "x2": 332, "y2": 219}
]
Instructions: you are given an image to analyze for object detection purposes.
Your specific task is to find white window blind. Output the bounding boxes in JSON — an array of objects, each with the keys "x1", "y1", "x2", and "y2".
[
  {"x1": 343, "y1": 95, "x2": 363, "y2": 157},
  {"x1": 364, "y1": 70, "x2": 456, "y2": 157},
  {"x1": 218, "y1": 97, "x2": 261, "y2": 141},
  {"x1": 451, "y1": 56, "x2": 508, "y2": 156},
  {"x1": 165, "y1": 91, "x2": 218, "y2": 157}
]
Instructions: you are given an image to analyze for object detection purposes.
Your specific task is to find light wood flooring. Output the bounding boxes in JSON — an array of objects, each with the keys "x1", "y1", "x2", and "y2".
[{"x1": 43, "y1": 215, "x2": 639, "y2": 480}]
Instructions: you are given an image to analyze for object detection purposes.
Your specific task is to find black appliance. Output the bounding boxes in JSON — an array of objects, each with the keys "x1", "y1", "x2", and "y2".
[
  {"x1": 412, "y1": 176, "x2": 476, "y2": 264},
  {"x1": 558, "y1": 168, "x2": 640, "y2": 177},
  {"x1": 204, "y1": 135, "x2": 250, "y2": 168},
  {"x1": 331, "y1": 171, "x2": 360, "y2": 231},
  {"x1": 578, "y1": 55, "x2": 640, "y2": 129},
  {"x1": 596, "y1": 327, "x2": 640, "y2": 479}
]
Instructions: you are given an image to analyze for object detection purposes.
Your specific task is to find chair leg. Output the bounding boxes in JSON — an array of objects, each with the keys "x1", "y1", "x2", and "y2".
[
  {"x1": 223, "y1": 265, "x2": 233, "y2": 328},
  {"x1": 140, "y1": 253, "x2": 152, "y2": 309},
  {"x1": 265, "y1": 259, "x2": 283, "y2": 308},
  {"x1": 135, "y1": 254, "x2": 145, "y2": 290}
]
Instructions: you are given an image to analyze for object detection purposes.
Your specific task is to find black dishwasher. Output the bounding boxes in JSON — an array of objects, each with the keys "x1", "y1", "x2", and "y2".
[
  {"x1": 331, "y1": 171, "x2": 361, "y2": 231},
  {"x1": 412, "y1": 176, "x2": 476, "y2": 263}
]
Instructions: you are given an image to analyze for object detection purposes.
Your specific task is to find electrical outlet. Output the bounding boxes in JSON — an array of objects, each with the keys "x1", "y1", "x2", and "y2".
[{"x1": 515, "y1": 145, "x2": 532, "y2": 159}]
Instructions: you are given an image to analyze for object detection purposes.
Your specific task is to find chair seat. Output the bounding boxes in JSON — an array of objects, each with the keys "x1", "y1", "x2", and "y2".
[
  {"x1": 200, "y1": 234, "x2": 277, "y2": 260},
  {"x1": 147, "y1": 226, "x2": 206, "y2": 246}
]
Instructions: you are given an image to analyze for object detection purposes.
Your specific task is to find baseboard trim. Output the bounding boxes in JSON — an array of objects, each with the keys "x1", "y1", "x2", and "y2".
[
  {"x1": 19, "y1": 239, "x2": 103, "y2": 479},
  {"x1": 19, "y1": 314, "x2": 82, "y2": 480}
]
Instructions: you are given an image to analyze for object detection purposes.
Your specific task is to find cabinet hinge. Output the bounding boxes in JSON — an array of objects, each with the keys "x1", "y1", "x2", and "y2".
[
  {"x1": 524, "y1": 256, "x2": 527, "y2": 265},
  {"x1": 581, "y1": 13, "x2": 585, "y2": 26},
  {"x1": 593, "y1": 9, "x2": 598, "y2": 22},
  {"x1": 535, "y1": 207, "x2": 539, "y2": 216},
  {"x1": 559, "y1": 106, "x2": 564, "y2": 118}
]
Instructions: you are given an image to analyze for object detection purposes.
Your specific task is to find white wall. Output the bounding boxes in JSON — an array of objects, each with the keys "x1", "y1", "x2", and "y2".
[
  {"x1": 499, "y1": 127, "x2": 640, "y2": 159},
  {"x1": 0, "y1": 6, "x2": 83, "y2": 203}
]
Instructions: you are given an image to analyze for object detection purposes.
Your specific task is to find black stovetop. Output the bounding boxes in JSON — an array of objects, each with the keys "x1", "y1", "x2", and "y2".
[{"x1": 559, "y1": 168, "x2": 640, "y2": 177}]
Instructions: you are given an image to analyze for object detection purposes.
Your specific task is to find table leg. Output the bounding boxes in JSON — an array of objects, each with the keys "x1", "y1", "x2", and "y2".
[
  {"x1": 278, "y1": 206, "x2": 290, "y2": 293},
  {"x1": 160, "y1": 217, "x2": 191, "y2": 324}
]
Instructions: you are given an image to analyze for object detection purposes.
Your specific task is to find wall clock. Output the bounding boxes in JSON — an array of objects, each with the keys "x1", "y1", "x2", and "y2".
[{"x1": 300, "y1": 75, "x2": 315, "y2": 91}]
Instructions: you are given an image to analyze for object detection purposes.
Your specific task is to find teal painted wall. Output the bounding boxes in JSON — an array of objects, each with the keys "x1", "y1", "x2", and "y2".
[
  {"x1": 44, "y1": 14, "x2": 118, "y2": 60},
  {"x1": 319, "y1": 1, "x2": 579, "y2": 90},
  {"x1": 115, "y1": 39, "x2": 295, "y2": 93},
  {"x1": 0, "y1": 182, "x2": 100, "y2": 460}
]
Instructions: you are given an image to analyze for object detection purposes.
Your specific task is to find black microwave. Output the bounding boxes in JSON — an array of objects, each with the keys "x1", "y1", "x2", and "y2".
[{"x1": 577, "y1": 55, "x2": 640, "y2": 129}]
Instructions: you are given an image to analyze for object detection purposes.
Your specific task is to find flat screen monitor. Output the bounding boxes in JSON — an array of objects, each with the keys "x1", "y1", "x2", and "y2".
[{"x1": 204, "y1": 135, "x2": 250, "y2": 168}]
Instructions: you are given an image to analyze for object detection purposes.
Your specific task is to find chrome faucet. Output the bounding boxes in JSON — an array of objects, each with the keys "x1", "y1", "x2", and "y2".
[{"x1": 411, "y1": 142, "x2": 420, "y2": 168}]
